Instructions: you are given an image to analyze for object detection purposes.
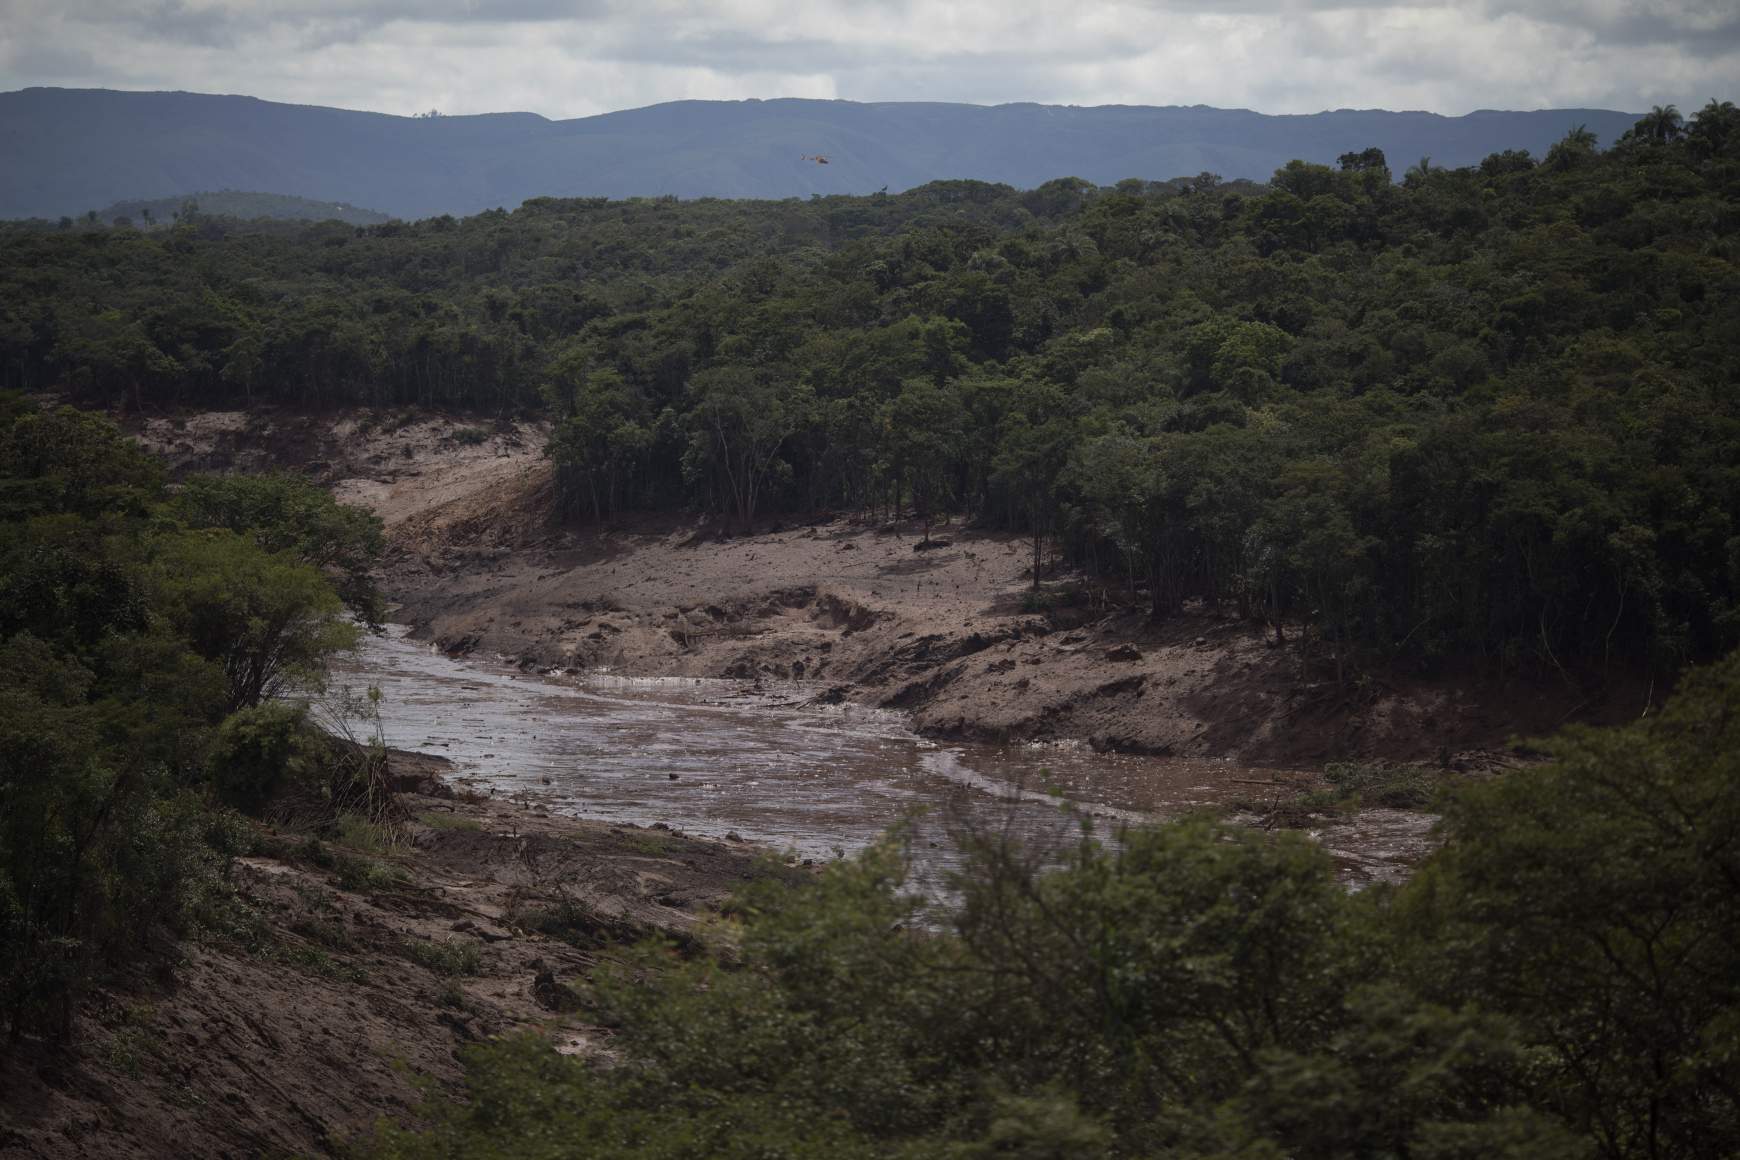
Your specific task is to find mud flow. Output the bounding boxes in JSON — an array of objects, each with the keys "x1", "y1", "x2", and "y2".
[{"x1": 332, "y1": 627, "x2": 1434, "y2": 890}]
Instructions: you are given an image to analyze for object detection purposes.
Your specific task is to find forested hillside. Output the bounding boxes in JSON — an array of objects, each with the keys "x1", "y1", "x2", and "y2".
[{"x1": 3, "y1": 101, "x2": 1736, "y2": 679}]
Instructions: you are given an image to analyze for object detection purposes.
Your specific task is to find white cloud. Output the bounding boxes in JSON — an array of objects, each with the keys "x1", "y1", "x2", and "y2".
[{"x1": 0, "y1": 0, "x2": 1731, "y2": 116}]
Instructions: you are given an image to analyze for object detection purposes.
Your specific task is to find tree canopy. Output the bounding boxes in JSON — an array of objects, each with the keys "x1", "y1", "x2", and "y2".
[
  {"x1": 0, "y1": 397, "x2": 375, "y2": 1037},
  {"x1": 3, "y1": 104, "x2": 1737, "y2": 679}
]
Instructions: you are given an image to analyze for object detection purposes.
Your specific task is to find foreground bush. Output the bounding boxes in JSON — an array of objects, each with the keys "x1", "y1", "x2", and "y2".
[{"x1": 0, "y1": 399, "x2": 377, "y2": 1038}]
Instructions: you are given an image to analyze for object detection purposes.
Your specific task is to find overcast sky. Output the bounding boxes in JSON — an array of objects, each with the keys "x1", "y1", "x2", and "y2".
[{"x1": 0, "y1": 1, "x2": 1730, "y2": 119}]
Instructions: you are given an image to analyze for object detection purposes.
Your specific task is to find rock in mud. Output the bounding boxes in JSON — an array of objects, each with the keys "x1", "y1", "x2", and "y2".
[{"x1": 531, "y1": 961, "x2": 581, "y2": 1012}]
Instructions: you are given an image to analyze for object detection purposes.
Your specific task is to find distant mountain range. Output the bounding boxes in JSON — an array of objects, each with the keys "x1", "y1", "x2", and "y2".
[{"x1": 0, "y1": 87, "x2": 1644, "y2": 221}]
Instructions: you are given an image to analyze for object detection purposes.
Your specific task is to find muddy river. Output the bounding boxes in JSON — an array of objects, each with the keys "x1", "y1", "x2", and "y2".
[{"x1": 331, "y1": 627, "x2": 1435, "y2": 889}]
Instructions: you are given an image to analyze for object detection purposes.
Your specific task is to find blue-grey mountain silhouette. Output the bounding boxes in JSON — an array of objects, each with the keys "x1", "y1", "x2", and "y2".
[{"x1": 0, "y1": 87, "x2": 1641, "y2": 220}]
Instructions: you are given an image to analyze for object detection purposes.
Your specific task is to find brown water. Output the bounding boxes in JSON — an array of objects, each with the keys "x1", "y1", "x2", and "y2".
[{"x1": 331, "y1": 627, "x2": 1435, "y2": 889}]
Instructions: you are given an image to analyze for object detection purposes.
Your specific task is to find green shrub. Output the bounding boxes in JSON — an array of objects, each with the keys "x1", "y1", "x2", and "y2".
[
  {"x1": 294, "y1": 835, "x2": 338, "y2": 870},
  {"x1": 289, "y1": 916, "x2": 356, "y2": 952},
  {"x1": 336, "y1": 811, "x2": 404, "y2": 854},
  {"x1": 512, "y1": 895, "x2": 641, "y2": 951},
  {"x1": 1319, "y1": 760, "x2": 1437, "y2": 810},
  {"x1": 104, "y1": 1024, "x2": 160, "y2": 1079},
  {"x1": 277, "y1": 943, "x2": 370, "y2": 984},
  {"x1": 622, "y1": 831, "x2": 670, "y2": 856},
  {"x1": 335, "y1": 852, "x2": 409, "y2": 893},
  {"x1": 400, "y1": 937, "x2": 481, "y2": 977},
  {"x1": 206, "y1": 702, "x2": 326, "y2": 813}
]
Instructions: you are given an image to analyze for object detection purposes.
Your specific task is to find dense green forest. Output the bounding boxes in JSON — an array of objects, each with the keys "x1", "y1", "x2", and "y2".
[
  {"x1": 2, "y1": 101, "x2": 1737, "y2": 677},
  {"x1": 370, "y1": 655, "x2": 1740, "y2": 1160},
  {"x1": 0, "y1": 398, "x2": 383, "y2": 1036}
]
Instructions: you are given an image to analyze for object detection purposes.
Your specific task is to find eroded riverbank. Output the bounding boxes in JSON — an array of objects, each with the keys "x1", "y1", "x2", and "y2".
[
  {"x1": 333, "y1": 626, "x2": 1439, "y2": 889},
  {"x1": 0, "y1": 768, "x2": 778, "y2": 1160}
]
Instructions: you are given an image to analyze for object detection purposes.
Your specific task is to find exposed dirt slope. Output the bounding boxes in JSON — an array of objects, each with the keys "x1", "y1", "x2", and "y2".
[
  {"x1": 0, "y1": 756, "x2": 780, "y2": 1159},
  {"x1": 131, "y1": 409, "x2": 551, "y2": 531}
]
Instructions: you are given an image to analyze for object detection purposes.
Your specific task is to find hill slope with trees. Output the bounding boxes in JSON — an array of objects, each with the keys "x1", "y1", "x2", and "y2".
[{"x1": 3, "y1": 101, "x2": 1736, "y2": 686}]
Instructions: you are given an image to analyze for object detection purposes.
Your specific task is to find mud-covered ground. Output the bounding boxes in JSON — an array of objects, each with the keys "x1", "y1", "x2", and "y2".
[
  {"x1": 0, "y1": 753, "x2": 785, "y2": 1160},
  {"x1": 128, "y1": 407, "x2": 1642, "y2": 767}
]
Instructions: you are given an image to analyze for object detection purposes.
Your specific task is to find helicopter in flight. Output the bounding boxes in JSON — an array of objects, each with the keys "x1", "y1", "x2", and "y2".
[{"x1": 800, "y1": 154, "x2": 831, "y2": 165}]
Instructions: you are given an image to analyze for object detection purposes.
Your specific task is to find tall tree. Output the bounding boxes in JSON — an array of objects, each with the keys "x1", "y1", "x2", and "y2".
[
  {"x1": 684, "y1": 365, "x2": 807, "y2": 528},
  {"x1": 1637, "y1": 103, "x2": 1684, "y2": 143}
]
